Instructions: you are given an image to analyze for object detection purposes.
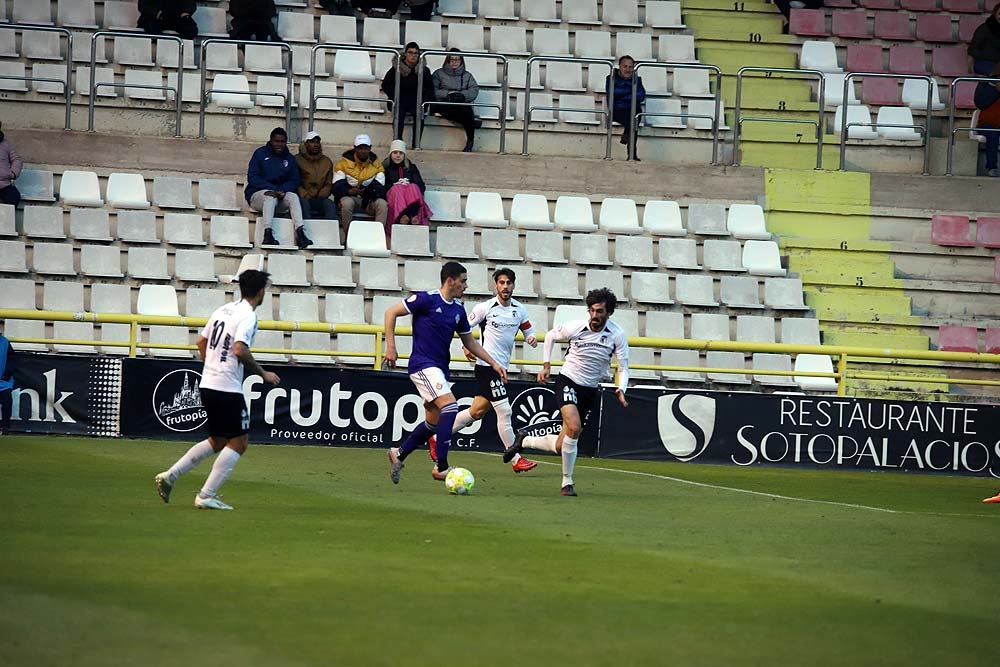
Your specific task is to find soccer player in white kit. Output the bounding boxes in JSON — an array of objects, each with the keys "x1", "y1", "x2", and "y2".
[
  {"x1": 154, "y1": 270, "x2": 281, "y2": 510},
  {"x1": 430, "y1": 268, "x2": 540, "y2": 473},
  {"x1": 503, "y1": 288, "x2": 630, "y2": 496}
]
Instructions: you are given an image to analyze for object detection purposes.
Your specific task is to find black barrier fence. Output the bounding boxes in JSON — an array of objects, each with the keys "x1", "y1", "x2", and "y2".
[{"x1": 6, "y1": 356, "x2": 1000, "y2": 478}]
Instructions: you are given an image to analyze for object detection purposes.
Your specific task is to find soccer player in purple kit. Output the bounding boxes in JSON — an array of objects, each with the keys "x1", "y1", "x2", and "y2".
[{"x1": 384, "y1": 261, "x2": 507, "y2": 483}]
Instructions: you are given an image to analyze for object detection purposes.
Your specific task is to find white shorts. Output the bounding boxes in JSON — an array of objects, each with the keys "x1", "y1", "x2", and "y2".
[{"x1": 409, "y1": 367, "x2": 453, "y2": 404}]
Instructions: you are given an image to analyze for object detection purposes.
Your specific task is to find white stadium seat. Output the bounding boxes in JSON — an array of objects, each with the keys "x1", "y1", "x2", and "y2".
[
  {"x1": 23, "y1": 206, "x2": 65, "y2": 239},
  {"x1": 764, "y1": 277, "x2": 809, "y2": 310},
  {"x1": 60, "y1": 170, "x2": 103, "y2": 207},
  {"x1": 753, "y1": 354, "x2": 796, "y2": 387},
  {"x1": 424, "y1": 191, "x2": 463, "y2": 222},
  {"x1": 482, "y1": 229, "x2": 523, "y2": 261},
  {"x1": 268, "y1": 253, "x2": 310, "y2": 287},
  {"x1": 570, "y1": 234, "x2": 612, "y2": 266},
  {"x1": 686, "y1": 203, "x2": 728, "y2": 235},
  {"x1": 199, "y1": 179, "x2": 243, "y2": 211},
  {"x1": 358, "y1": 257, "x2": 401, "y2": 290},
  {"x1": 465, "y1": 191, "x2": 508, "y2": 228},
  {"x1": 675, "y1": 274, "x2": 718, "y2": 306},
  {"x1": 795, "y1": 355, "x2": 839, "y2": 391},
  {"x1": 539, "y1": 267, "x2": 582, "y2": 299},
  {"x1": 153, "y1": 177, "x2": 195, "y2": 210},
  {"x1": 599, "y1": 198, "x2": 641, "y2": 234},
  {"x1": 800, "y1": 41, "x2": 842, "y2": 73},
  {"x1": 614, "y1": 236, "x2": 656, "y2": 268},
  {"x1": 107, "y1": 173, "x2": 150, "y2": 209},
  {"x1": 554, "y1": 196, "x2": 597, "y2": 232},
  {"x1": 630, "y1": 272, "x2": 673, "y2": 304},
  {"x1": 510, "y1": 194, "x2": 553, "y2": 230},
  {"x1": 707, "y1": 351, "x2": 750, "y2": 384},
  {"x1": 703, "y1": 239, "x2": 746, "y2": 272},
  {"x1": 721, "y1": 276, "x2": 764, "y2": 308},
  {"x1": 435, "y1": 226, "x2": 477, "y2": 259},
  {"x1": 659, "y1": 238, "x2": 701, "y2": 269},
  {"x1": 737, "y1": 315, "x2": 776, "y2": 343},
  {"x1": 70, "y1": 209, "x2": 112, "y2": 241},
  {"x1": 525, "y1": 230, "x2": 567, "y2": 263},
  {"x1": 742, "y1": 240, "x2": 786, "y2": 276},
  {"x1": 209, "y1": 216, "x2": 252, "y2": 249},
  {"x1": 391, "y1": 225, "x2": 432, "y2": 257},
  {"x1": 33, "y1": 242, "x2": 76, "y2": 275},
  {"x1": 313, "y1": 255, "x2": 357, "y2": 288},
  {"x1": 128, "y1": 247, "x2": 170, "y2": 280},
  {"x1": 346, "y1": 220, "x2": 391, "y2": 257},
  {"x1": 727, "y1": 204, "x2": 770, "y2": 240},
  {"x1": 175, "y1": 249, "x2": 217, "y2": 283},
  {"x1": 647, "y1": 2, "x2": 686, "y2": 29},
  {"x1": 643, "y1": 200, "x2": 686, "y2": 236},
  {"x1": 0, "y1": 241, "x2": 28, "y2": 272}
]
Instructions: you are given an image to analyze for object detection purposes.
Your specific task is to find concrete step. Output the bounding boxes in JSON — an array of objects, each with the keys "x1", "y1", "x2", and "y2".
[
  {"x1": 805, "y1": 286, "x2": 919, "y2": 324},
  {"x1": 769, "y1": 212, "x2": 875, "y2": 242}
]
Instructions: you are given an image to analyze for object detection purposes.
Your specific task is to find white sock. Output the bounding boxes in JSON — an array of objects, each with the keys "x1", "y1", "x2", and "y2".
[
  {"x1": 166, "y1": 439, "x2": 215, "y2": 484},
  {"x1": 451, "y1": 408, "x2": 476, "y2": 433},
  {"x1": 561, "y1": 436, "x2": 579, "y2": 488},
  {"x1": 199, "y1": 447, "x2": 241, "y2": 499},
  {"x1": 523, "y1": 434, "x2": 559, "y2": 453},
  {"x1": 492, "y1": 400, "x2": 514, "y2": 449}
]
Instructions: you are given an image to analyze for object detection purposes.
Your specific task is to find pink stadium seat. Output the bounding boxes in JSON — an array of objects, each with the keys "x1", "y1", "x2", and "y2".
[
  {"x1": 937, "y1": 325, "x2": 978, "y2": 353},
  {"x1": 889, "y1": 45, "x2": 927, "y2": 74},
  {"x1": 996, "y1": 256, "x2": 1000, "y2": 284},
  {"x1": 833, "y1": 10, "x2": 870, "y2": 38},
  {"x1": 932, "y1": 46, "x2": 969, "y2": 77},
  {"x1": 953, "y1": 80, "x2": 977, "y2": 109},
  {"x1": 861, "y1": 77, "x2": 902, "y2": 105},
  {"x1": 986, "y1": 328, "x2": 1000, "y2": 354},
  {"x1": 931, "y1": 214, "x2": 974, "y2": 246},
  {"x1": 959, "y1": 15, "x2": 982, "y2": 42},
  {"x1": 944, "y1": 0, "x2": 983, "y2": 12},
  {"x1": 874, "y1": 13, "x2": 913, "y2": 41},
  {"x1": 975, "y1": 217, "x2": 1000, "y2": 248},
  {"x1": 900, "y1": 0, "x2": 938, "y2": 10},
  {"x1": 846, "y1": 44, "x2": 885, "y2": 72},
  {"x1": 826, "y1": 0, "x2": 858, "y2": 5},
  {"x1": 916, "y1": 14, "x2": 956, "y2": 42},
  {"x1": 859, "y1": 0, "x2": 898, "y2": 8},
  {"x1": 791, "y1": 9, "x2": 828, "y2": 36}
]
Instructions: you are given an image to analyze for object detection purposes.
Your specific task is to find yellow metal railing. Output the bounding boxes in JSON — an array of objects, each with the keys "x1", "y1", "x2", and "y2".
[{"x1": 3, "y1": 308, "x2": 1000, "y2": 397}]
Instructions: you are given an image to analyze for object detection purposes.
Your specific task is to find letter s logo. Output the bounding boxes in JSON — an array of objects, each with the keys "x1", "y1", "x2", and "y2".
[{"x1": 657, "y1": 394, "x2": 716, "y2": 462}]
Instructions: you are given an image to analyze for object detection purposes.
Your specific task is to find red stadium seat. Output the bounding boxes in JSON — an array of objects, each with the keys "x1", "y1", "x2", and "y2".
[
  {"x1": 916, "y1": 14, "x2": 956, "y2": 42},
  {"x1": 874, "y1": 12, "x2": 913, "y2": 40},
  {"x1": 932, "y1": 46, "x2": 969, "y2": 76},
  {"x1": 900, "y1": 0, "x2": 938, "y2": 10},
  {"x1": 825, "y1": 0, "x2": 858, "y2": 5},
  {"x1": 861, "y1": 77, "x2": 902, "y2": 105},
  {"x1": 859, "y1": 0, "x2": 898, "y2": 8},
  {"x1": 985, "y1": 328, "x2": 1000, "y2": 354},
  {"x1": 953, "y1": 80, "x2": 977, "y2": 109},
  {"x1": 944, "y1": 0, "x2": 984, "y2": 12},
  {"x1": 931, "y1": 214, "x2": 974, "y2": 246},
  {"x1": 846, "y1": 44, "x2": 885, "y2": 72},
  {"x1": 833, "y1": 10, "x2": 870, "y2": 38},
  {"x1": 996, "y1": 256, "x2": 1000, "y2": 284},
  {"x1": 975, "y1": 217, "x2": 1000, "y2": 248},
  {"x1": 937, "y1": 325, "x2": 978, "y2": 352},
  {"x1": 959, "y1": 15, "x2": 982, "y2": 42},
  {"x1": 889, "y1": 45, "x2": 927, "y2": 74},
  {"x1": 790, "y1": 9, "x2": 828, "y2": 36}
]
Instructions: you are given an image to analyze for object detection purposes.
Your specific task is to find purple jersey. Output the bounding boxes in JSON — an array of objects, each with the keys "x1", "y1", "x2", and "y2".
[{"x1": 402, "y1": 290, "x2": 472, "y2": 377}]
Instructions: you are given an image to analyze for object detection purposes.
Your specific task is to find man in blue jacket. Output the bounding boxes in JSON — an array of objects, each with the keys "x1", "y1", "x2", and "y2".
[
  {"x1": 0, "y1": 327, "x2": 14, "y2": 435},
  {"x1": 605, "y1": 55, "x2": 646, "y2": 161},
  {"x1": 245, "y1": 127, "x2": 313, "y2": 248}
]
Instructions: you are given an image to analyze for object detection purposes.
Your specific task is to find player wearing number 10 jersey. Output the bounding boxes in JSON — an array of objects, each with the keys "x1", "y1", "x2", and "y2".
[{"x1": 154, "y1": 270, "x2": 281, "y2": 510}]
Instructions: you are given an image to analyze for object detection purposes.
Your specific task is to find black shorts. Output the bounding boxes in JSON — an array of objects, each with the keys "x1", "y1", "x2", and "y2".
[
  {"x1": 200, "y1": 387, "x2": 250, "y2": 438},
  {"x1": 475, "y1": 365, "x2": 509, "y2": 402},
  {"x1": 554, "y1": 375, "x2": 598, "y2": 422}
]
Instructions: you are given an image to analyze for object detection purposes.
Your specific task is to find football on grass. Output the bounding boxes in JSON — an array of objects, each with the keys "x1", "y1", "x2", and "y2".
[{"x1": 445, "y1": 468, "x2": 475, "y2": 495}]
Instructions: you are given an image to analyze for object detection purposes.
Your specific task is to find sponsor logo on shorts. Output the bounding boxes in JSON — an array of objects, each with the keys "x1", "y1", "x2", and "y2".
[{"x1": 153, "y1": 369, "x2": 208, "y2": 432}]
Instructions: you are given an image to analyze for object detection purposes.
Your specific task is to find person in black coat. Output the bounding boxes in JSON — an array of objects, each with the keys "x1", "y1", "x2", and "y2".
[
  {"x1": 137, "y1": 0, "x2": 198, "y2": 39},
  {"x1": 228, "y1": 0, "x2": 281, "y2": 42},
  {"x1": 381, "y1": 42, "x2": 435, "y2": 144}
]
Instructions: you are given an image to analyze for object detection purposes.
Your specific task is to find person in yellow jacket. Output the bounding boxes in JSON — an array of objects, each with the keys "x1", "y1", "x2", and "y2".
[
  {"x1": 295, "y1": 131, "x2": 337, "y2": 234},
  {"x1": 332, "y1": 134, "x2": 389, "y2": 238}
]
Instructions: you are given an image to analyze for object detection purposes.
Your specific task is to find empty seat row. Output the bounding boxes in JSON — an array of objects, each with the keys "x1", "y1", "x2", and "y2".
[
  {"x1": 792, "y1": 8, "x2": 972, "y2": 43},
  {"x1": 800, "y1": 40, "x2": 969, "y2": 78},
  {"x1": 937, "y1": 325, "x2": 1000, "y2": 353},
  {"x1": 930, "y1": 214, "x2": 1000, "y2": 247},
  {"x1": 834, "y1": 104, "x2": 923, "y2": 140}
]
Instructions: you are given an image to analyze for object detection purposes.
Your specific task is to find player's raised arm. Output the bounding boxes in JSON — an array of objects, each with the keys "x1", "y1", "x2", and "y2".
[
  {"x1": 459, "y1": 331, "x2": 506, "y2": 383},
  {"x1": 382, "y1": 301, "x2": 411, "y2": 367}
]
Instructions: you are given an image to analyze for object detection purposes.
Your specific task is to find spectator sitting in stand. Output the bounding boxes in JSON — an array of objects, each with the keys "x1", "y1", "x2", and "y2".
[
  {"x1": 245, "y1": 127, "x2": 313, "y2": 249},
  {"x1": 333, "y1": 134, "x2": 389, "y2": 232},
  {"x1": 975, "y1": 64, "x2": 1000, "y2": 177},
  {"x1": 432, "y1": 49, "x2": 482, "y2": 152},
  {"x1": 969, "y1": 4, "x2": 1000, "y2": 76},
  {"x1": 0, "y1": 122, "x2": 23, "y2": 207},
  {"x1": 228, "y1": 0, "x2": 281, "y2": 42},
  {"x1": 605, "y1": 55, "x2": 646, "y2": 162},
  {"x1": 773, "y1": 0, "x2": 824, "y2": 33},
  {"x1": 382, "y1": 139, "x2": 431, "y2": 237},
  {"x1": 295, "y1": 130, "x2": 338, "y2": 237},
  {"x1": 382, "y1": 42, "x2": 435, "y2": 144},
  {"x1": 137, "y1": 0, "x2": 198, "y2": 39}
]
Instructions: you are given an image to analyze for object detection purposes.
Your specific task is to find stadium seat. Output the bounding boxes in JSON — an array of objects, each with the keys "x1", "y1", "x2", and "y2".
[
  {"x1": 570, "y1": 234, "x2": 612, "y2": 266},
  {"x1": 23, "y1": 206, "x2": 65, "y2": 239},
  {"x1": 73, "y1": 66, "x2": 113, "y2": 98},
  {"x1": 642, "y1": 200, "x2": 686, "y2": 236},
  {"x1": 687, "y1": 203, "x2": 728, "y2": 235},
  {"x1": 737, "y1": 315, "x2": 776, "y2": 343},
  {"x1": 522, "y1": 0, "x2": 559, "y2": 22},
  {"x1": 128, "y1": 247, "x2": 170, "y2": 280},
  {"x1": 33, "y1": 242, "x2": 76, "y2": 276},
  {"x1": 70, "y1": 209, "x2": 112, "y2": 241},
  {"x1": 320, "y1": 15, "x2": 359, "y2": 45},
  {"x1": 727, "y1": 204, "x2": 769, "y2": 240},
  {"x1": 206, "y1": 43, "x2": 240, "y2": 71},
  {"x1": 190, "y1": 6, "x2": 226, "y2": 36},
  {"x1": 658, "y1": 34, "x2": 696, "y2": 63},
  {"x1": 888, "y1": 45, "x2": 926, "y2": 75},
  {"x1": 152, "y1": 177, "x2": 195, "y2": 210},
  {"x1": 391, "y1": 225, "x2": 432, "y2": 257},
  {"x1": 753, "y1": 354, "x2": 796, "y2": 387},
  {"x1": 945, "y1": 0, "x2": 984, "y2": 11},
  {"x1": 333, "y1": 51, "x2": 374, "y2": 83},
  {"x1": 209, "y1": 216, "x2": 252, "y2": 249},
  {"x1": 346, "y1": 220, "x2": 391, "y2": 256},
  {"x1": 703, "y1": 240, "x2": 746, "y2": 272},
  {"x1": 938, "y1": 325, "x2": 979, "y2": 352},
  {"x1": 31, "y1": 64, "x2": 68, "y2": 94},
  {"x1": 791, "y1": 9, "x2": 827, "y2": 37},
  {"x1": 278, "y1": 293, "x2": 320, "y2": 323},
  {"x1": 661, "y1": 349, "x2": 704, "y2": 383},
  {"x1": 793, "y1": 354, "x2": 838, "y2": 392},
  {"x1": 467, "y1": 62, "x2": 501, "y2": 92},
  {"x1": 675, "y1": 274, "x2": 718, "y2": 306},
  {"x1": 846, "y1": 44, "x2": 885, "y2": 73},
  {"x1": 862, "y1": 77, "x2": 901, "y2": 106},
  {"x1": 162, "y1": 213, "x2": 204, "y2": 246},
  {"x1": 776, "y1": 320, "x2": 818, "y2": 349},
  {"x1": 344, "y1": 81, "x2": 388, "y2": 113},
  {"x1": 277, "y1": 12, "x2": 316, "y2": 42},
  {"x1": 643, "y1": 98, "x2": 685, "y2": 129},
  {"x1": 958, "y1": 16, "x2": 982, "y2": 44},
  {"x1": 490, "y1": 26, "x2": 529, "y2": 55},
  {"x1": 403, "y1": 260, "x2": 442, "y2": 292},
  {"x1": 0, "y1": 205, "x2": 13, "y2": 236},
  {"x1": 123, "y1": 69, "x2": 165, "y2": 101},
  {"x1": 743, "y1": 240, "x2": 786, "y2": 276},
  {"x1": 362, "y1": 17, "x2": 401, "y2": 47},
  {"x1": 461, "y1": 262, "x2": 493, "y2": 295},
  {"x1": 510, "y1": 194, "x2": 553, "y2": 230},
  {"x1": 516, "y1": 90, "x2": 555, "y2": 119},
  {"x1": 562, "y1": 0, "x2": 600, "y2": 24},
  {"x1": 136, "y1": 285, "x2": 179, "y2": 317},
  {"x1": 916, "y1": 14, "x2": 955, "y2": 42},
  {"x1": 833, "y1": 10, "x2": 869, "y2": 38},
  {"x1": 800, "y1": 41, "x2": 842, "y2": 72},
  {"x1": 574, "y1": 29, "x2": 612, "y2": 59},
  {"x1": 293, "y1": 45, "x2": 327, "y2": 76},
  {"x1": 721, "y1": 275, "x2": 764, "y2": 308},
  {"x1": 14, "y1": 0, "x2": 53, "y2": 24},
  {"x1": 764, "y1": 277, "x2": 809, "y2": 309},
  {"x1": 404, "y1": 20, "x2": 442, "y2": 50},
  {"x1": 558, "y1": 94, "x2": 600, "y2": 124},
  {"x1": 43, "y1": 280, "x2": 83, "y2": 312},
  {"x1": 539, "y1": 267, "x2": 582, "y2": 299},
  {"x1": 16, "y1": 170, "x2": 55, "y2": 202},
  {"x1": 210, "y1": 74, "x2": 254, "y2": 109},
  {"x1": 604, "y1": 0, "x2": 641, "y2": 26},
  {"x1": 902, "y1": 78, "x2": 944, "y2": 110},
  {"x1": 434, "y1": 226, "x2": 477, "y2": 259},
  {"x1": 546, "y1": 61, "x2": 585, "y2": 91},
  {"x1": 859, "y1": 0, "x2": 898, "y2": 8},
  {"x1": 584, "y1": 269, "x2": 625, "y2": 300},
  {"x1": 707, "y1": 351, "x2": 750, "y2": 384},
  {"x1": 615, "y1": 32, "x2": 653, "y2": 62},
  {"x1": 531, "y1": 28, "x2": 570, "y2": 56},
  {"x1": 692, "y1": 313, "x2": 730, "y2": 341},
  {"x1": 58, "y1": 0, "x2": 97, "y2": 28},
  {"x1": 873, "y1": 12, "x2": 912, "y2": 40},
  {"x1": 672, "y1": 68, "x2": 712, "y2": 97},
  {"x1": 901, "y1": 0, "x2": 937, "y2": 10},
  {"x1": 59, "y1": 170, "x2": 103, "y2": 207},
  {"x1": 834, "y1": 105, "x2": 879, "y2": 139},
  {"x1": 245, "y1": 45, "x2": 286, "y2": 74},
  {"x1": 598, "y1": 198, "x2": 641, "y2": 234},
  {"x1": 185, "y1": 288, "x2": 228, "y2": 318},
  {"x1": 424, "y1": 191, "x2": 463, "y2": 222},
  {"x1": 0, "y1": 241, "x2": 27, "y2": 273},
  {"x1": 114, "y1": 36, "x2": 154, "y2": 66},
  {"x1": 525, "y1": 230, "x2": 568, "y2": 263},
  {"x1": 647, "y1": 1, "x2": 685, "y2": 28},
  {"x1": 688, "y1": 99, "x2": 729, "y2": 131},
  {"x1": 932, "y1": 47, "x2": 968, "y2": 77},
  {"x1": 447, "y1": 23, "x2": 485, "y2": 52},
  {"x1": 0, "y1": 31, "x2": 13, "y2": 58},
  {"x1": 464, "y1": 191, "x2": 507, "y2": 228},
  {"x1": 876, "y1": 106, "x2": 920, "y2": 140},
  {"x1": 325, "y1": 293, "x2": 365, "y2": 327},
  {"x1": 439, "y1": 0, "x2": 475, "y2": 17},
  {"x1": 630, "y1": 272, "x2": 673, "y2": 304},
  {"x1": 481, "y1": 228, "x2": 523, "y2": 261},
  {"x1": 553, "y1": 196, "x2": 597, "y2": 232},
  {"x1": 174, "y1": 249, "x2": 216, "y2": 283},
  {"x1": 659, "y1": 238, "x2": 701, "y2": 269},
  {"x1": 4, "y1": 320, "x2": 47, "y2": 351},
  {"x1": 156, "y1": 38, "x2": 196, "y2": 70},
  {"x1": 358, "y1": 257, "x2": 401, "y2": 290},
  {"x1": 614, "y1": 236, "x2": 656, "y2": 268},
  {"x1": 976, "y1": 217, "x2": 1000, "y2": 248},
  {"x1": 288, "y1": 331, "x2": 333, "y2": 364},
  {"x1": 953, "y1": 80, "x2": 977, "y2": 110},
  {"x1": 267, "y1": 254, "x2": 309, "y2": 287},
  {"x1": 985, "y1": 328, "x2": 1000, "y2": 354},
  {"x1": 0, "y1": 63, "x2": 27, "y2": 93},
  {"x1": 107, "y1": 173, "x2": 150, "y2": 209},
  {"x1": 931, "y1": 214, "x2": 974, "y2": 246},
  {"x1": 313, "y1": 255, "x2": 357, "y2": 288}
]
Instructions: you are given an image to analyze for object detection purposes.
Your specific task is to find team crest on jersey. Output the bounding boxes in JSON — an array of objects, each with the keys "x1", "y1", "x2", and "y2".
[
  {"x1": 435, "y1": 382, "x2": 443, "y2": 389},
  {"x1": 601, "y1": 335, "x2": 608, "y2": 344},
  {"x1": 454, "y1": 314, "x2": 460, "y2": 324}
]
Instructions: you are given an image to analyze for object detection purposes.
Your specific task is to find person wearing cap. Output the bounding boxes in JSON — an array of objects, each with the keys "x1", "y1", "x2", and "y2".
[
  {"x1": 383, "y1": 139, "x2": 431, "y2": 237},
  {"x1": 381, "y1": 42, "x2": 435, "y2": 144},
  {"x1": 332, "y1": 134, "x2": 388, "y2": 233},
  {"x1": 296, "y1": 131, "x2": 337, "y2": 226},
  {"x1": 245, "y1": 127, "x2": 313, "y2": 249}
]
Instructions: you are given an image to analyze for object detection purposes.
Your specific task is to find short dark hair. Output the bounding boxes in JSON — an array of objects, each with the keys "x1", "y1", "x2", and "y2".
[
  {"x1": 239, "y1": 269, "x2": 270, "y2": 299},
  {"x1": 619, "y1": 55, "x2": 635, "y2": 65},
  {"x1": 585, "y1": 287, "x2": 617, "y2": 315},
  {"x1": 441, "y1": 261, "x2": 467, "y2": 284},
  {"x1": 404, "y1": 42, "x2": 420, "y2": 52},
  {"x1": 269, "y1": 127, "x2": 287, "y2": 140},
  {"x1": 493, "y1": 267, "x2": 515, "y2": 284}
]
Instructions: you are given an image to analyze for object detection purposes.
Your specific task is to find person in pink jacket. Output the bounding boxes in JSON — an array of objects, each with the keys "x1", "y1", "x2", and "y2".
[{"x1": 0, "y1": 123, "x2": 23, "y2": 207}]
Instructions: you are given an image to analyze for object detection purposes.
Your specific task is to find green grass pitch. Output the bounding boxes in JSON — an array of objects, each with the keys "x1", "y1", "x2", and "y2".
[{"x1": 1, "y1": 435, "x2": 998, "y2": 666}]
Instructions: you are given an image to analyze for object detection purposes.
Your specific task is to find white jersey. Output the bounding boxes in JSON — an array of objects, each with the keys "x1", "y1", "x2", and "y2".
[
  {"x1": 466, "y1": 297, "x2": 535, "y2": 369},
  {"x1": 199, "y1": 299, "x2": 258, "y2": 394},
  {"x1": 543, "y1": 319, "x2": 630, "y2": 392}
]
